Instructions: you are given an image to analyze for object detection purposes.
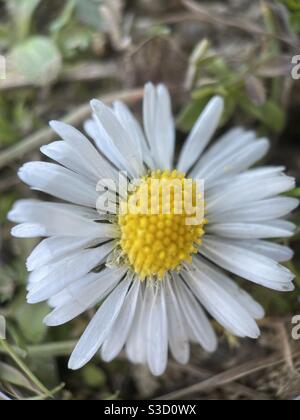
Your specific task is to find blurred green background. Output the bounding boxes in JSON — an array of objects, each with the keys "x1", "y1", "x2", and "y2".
[{"x1": 0, "y1": 0, "x2": 300, "y2": 400}]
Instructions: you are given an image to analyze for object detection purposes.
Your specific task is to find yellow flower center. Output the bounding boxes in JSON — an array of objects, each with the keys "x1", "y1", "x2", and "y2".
[{"x1": 118, "y1": 170, "x2": 206, "y2": 280}]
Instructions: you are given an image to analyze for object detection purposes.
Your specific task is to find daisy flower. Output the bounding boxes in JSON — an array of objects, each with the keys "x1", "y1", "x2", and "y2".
[{"x1": 9, "y1": 83, "x2": 298, "y2": 376}]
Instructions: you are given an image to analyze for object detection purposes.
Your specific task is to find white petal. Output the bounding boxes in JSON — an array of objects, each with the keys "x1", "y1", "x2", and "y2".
[
  {"x1": 8, "y1": 199, "x2": 100, "y2": 223},
  {"x1": 48, "y1": 290, "x2": 73, "y2": 309},
  {"x1": 18, "y1": 162, "x2": 99, "y2": 207},
  {"x1": 11, "y1": 200, "x2": 117, "y2": 239},
  {"x1": 101, "y1": 278, "x2": 140, "y2": 362},
  {"x1": 206, "y1": 220, "x2": 296, "y2": 239},
  {"x1": 147, "y1": 284, "x2": 168, "y2": 376},
  {"x1": 233, "y1": 166, "x2": 286, "y2": 181},
  {"x1": 49, "y1": 121, "x2": 119, "y2": 181},
  {"x1": 200, "y1": 235, "x2": 295, "y2": 291},
  {"x1": 155, "y1": 85, "x2": 175, "y2": 169},
  {"x1": 40, "y1": 141, "x2": 104, "y2": 184},
  {"x1": 126, "y1": 282, "x2": 154, "y2": 364},
  {"x1": 45, "y1": 268, "x2": 117, "y2": 312},
  {"x1": 27, "y1": 243, "x2": 115, "y2": 303},
  {"x1": 12, "y1": 224, "x2": 46, "y2": 238},
  {"x1": 44, "y1": 267, "x2": 126, "y2": 326},
  {"x1": 192, "y1": 128, "x2": 255, "y2": 177},
  {"x1": 193, "y1": 257, "x2": 265, "y2": 320},
  {"x1": 177, "y1": 96, "x2": 224, "y2": 173},
  {"x1": 68, "y1": 276, "x2": 132, "y2": 370},
  {"x1": 164, "y1": 275, "x2": 189, "y2": 364},
  {"x1": 84, "y1": 118, "x2": 123, "y2": 169},
  {"x1": 27, "y1": 236, "x2": 101, "y2": 271},
  {"x1": 206, "y1": 166, "x2": 286, "y2": 191},
  {"x1": 186, "y1": 262, "x2": 260, "y2": 338},
  {"x1": 143, "y1": 83, "x2": 176, "y2": 169},
  {"x1": 208, "y1": 197, "x2": 299, "y2": 223},
  {"x1": 27, "y1": 242, "x2": 114, "y2": 290},
  {"x1": 195, "y1": 139, "x2": 270, "y2": 187},
  {"x1": 113, "y1": 101, "x2": 155, "y2": 169},
  {"x1": 91, "y1": 100, "x2": 144, "y2": 177},
  {"x1": 206, "y1": 174, "x2": 295, "y2": 214},
  {"x1": 172, "y1": 273, "x2": 217, "y2": 352},
  {"x1": 234, "y1": 240, "x2": 294, "y2": 262},
  {"x1": 143, "y1": 83, "x2": 160, "y2": 167}
]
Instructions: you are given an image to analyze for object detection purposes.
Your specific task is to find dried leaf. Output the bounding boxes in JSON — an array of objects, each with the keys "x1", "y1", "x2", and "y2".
[{"x1": 256, "y1": 56, "x2": 294, "y2": 78}]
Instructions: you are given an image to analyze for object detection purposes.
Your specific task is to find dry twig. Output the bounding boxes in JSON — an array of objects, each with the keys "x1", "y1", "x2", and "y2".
[{"x1": 156, "y1": 349, "x2": 300, "y2": 400}]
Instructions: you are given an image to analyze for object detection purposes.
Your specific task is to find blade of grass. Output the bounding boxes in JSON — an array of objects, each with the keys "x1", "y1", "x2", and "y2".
[
  {"x1": 0, "y1": 339, "x2": 51, "y2": 397},
  {"x1": 25, "y1": 383, "x2": 65, "y2": 400},
  {"x1": 0, "y1": 341, "x2": 77, "y2": 358},
  {"x1": 27, "y1": 341, "x2": 77, "y2": 358}
]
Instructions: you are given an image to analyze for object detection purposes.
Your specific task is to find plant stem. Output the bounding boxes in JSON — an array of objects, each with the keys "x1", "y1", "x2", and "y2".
[{"x1": 0, "y1": 339, "x2": 51, "y2": 397}]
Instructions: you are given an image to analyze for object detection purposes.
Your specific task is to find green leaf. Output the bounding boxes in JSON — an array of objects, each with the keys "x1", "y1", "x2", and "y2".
[
  {"x1": 191, "y1": 85, "x2": 223, "y2": 101},
  {"x1": 10, "y1": 36, "x2": 62, "y2": 86},
  {"x1": 26, "y1": 341, "x2": 77, "y2": 358},
  {"x1": 145, "y1": 25, "x2": 171, "y2": 37},
  {"x1": 6, "y1": 0, "x2": 41, "y2": 40},
  {"x1": 0, "y1": 23, "x2": 11, "y2": 49},
  {"x1": 50, "y1": 0, "x2": 77, "y2": 35},
  {"x1": 221, "y1": 96, "x2": 237, "y2": 126},
  {"x1": 27, "y1": 356, "x2": 59, "y2": 389},
  {"x1": 286, "y1": 188, "x2": 300, "y2": 198},
  {"x1": 75, "y1": 0, "x2": 104, "y2": 29},
  {"x1": 57, "y1": 25, "x2": 93, "y2": 58},
  {"x1": 277, "y1": 0, "x2": 300, "y2": 12},
  {"x1": 0, "y1": 362, "x2": 35, "y2": 392},
  {"x1": 177, "y1": 98, "x2": 209, "y2": 132},
  {"x1": 290, "y1": 13, "x2": 300, "y2": 32},
  {"x1": 0, "y1": 97, "x2": 20, "y2": 146},
  {"x1": 15, "y1": 302, "x2": 49, "y2": 344},
  {"x1": 204, "y1": 57, "x2": 233, "y2": 81},
  {"x1": 0, "y1": 193, "x2": 18, "y2": 223},
  {"x1": 0, "y1": 271, "x2": 14, "y2": 303},
  {"x1": 81, "y1": 365, "x2": 106, "y2": 388},
  {"x1": 239, "y1": 98, "x2": 286, "y2": 133},
  {"x1": 276, "y1": 0, "x2": 300, "y2": 32},
  {"x1": 177, "y1": 90, "x2": 231, "y2": 132}
]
